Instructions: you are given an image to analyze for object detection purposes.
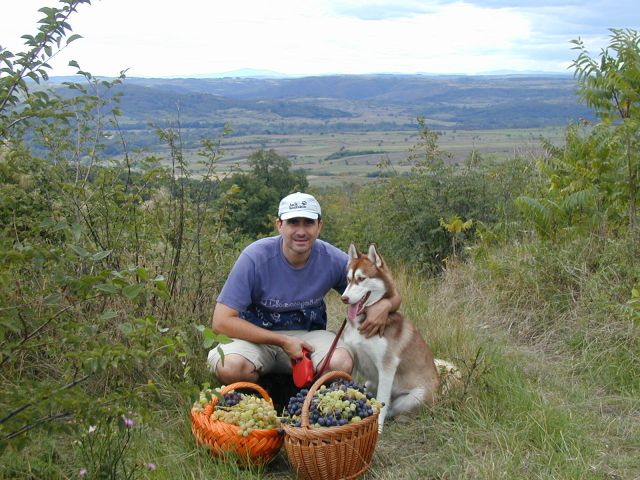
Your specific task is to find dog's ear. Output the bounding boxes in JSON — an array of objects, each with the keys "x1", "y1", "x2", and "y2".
[
  {"x1": 367, "y1": 244, "x2": 384, "y2": 268},
  {"x1": 348, "y1": 242, "x2": 358, "y2": 261}
]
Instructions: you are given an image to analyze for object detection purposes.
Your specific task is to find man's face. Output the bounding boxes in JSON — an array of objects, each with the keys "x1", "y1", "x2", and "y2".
[{"x1": 276, "y1": 217, "x2": 323, "y2": 260}]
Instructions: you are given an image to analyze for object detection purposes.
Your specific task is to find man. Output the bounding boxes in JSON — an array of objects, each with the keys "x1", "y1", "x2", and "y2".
[{"x1": 209, "y1": 191, "x2": 401, "y2": 385}]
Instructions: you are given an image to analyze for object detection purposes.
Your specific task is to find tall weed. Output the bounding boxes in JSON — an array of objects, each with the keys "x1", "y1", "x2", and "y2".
[{"x1": 475, "y1": 233, "x2": 639, "y2": 394}]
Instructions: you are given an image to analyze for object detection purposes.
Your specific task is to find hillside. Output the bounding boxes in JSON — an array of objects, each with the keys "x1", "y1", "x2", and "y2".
[{"x1": 49, "y1": 73, "x2": 593, "y2": 134}]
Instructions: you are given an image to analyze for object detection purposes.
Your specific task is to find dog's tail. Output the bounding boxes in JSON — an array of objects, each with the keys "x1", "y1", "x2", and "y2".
[{"x1": 434, "y1": 359, "x2": 463, "y2": 395}]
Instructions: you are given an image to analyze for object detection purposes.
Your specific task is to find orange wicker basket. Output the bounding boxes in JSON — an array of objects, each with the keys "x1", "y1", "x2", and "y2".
[
  {"x1": 283, "y1": 371, "x2": 379, "y2": 480},
  {"x1": 190, "y1": 382, "x2": 284, "y2": 466}
]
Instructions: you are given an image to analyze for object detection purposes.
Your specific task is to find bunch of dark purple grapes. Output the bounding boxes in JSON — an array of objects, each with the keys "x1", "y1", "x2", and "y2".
[
  {"x1": 218, "y1": 391, "x2": 242, "y2": 407},
  {"x1": 283, "y1": 380, "x2": 382, "y2": 428}
]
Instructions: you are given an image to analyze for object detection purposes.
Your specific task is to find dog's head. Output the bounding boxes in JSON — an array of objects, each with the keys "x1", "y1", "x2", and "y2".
[{"x1": 341, "y1": 243, "x2": 389, "y2": 321}]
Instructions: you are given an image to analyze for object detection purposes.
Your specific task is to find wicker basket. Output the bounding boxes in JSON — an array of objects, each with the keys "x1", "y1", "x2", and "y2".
[
  {"x1": 283, "y1": 371, "x2": 379, "y2": 480},
  {"x1": 190, "y1": 382, "x2": 284, "y2": 466}
]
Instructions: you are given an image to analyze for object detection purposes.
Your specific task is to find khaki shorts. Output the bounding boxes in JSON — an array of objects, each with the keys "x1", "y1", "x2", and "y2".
[{"x1": 207, "y1": 329, "x2": 353, "y2": 376}]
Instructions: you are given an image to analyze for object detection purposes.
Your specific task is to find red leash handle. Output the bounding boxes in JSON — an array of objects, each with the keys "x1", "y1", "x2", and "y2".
[{"x1": 291, "y1": 348, "x2": 314, "y2": 388}]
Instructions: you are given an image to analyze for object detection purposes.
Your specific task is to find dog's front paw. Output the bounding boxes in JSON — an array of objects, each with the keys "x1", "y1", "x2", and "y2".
[{"x1": 377, "y1": 416, "x2": 385, "y2": 434}]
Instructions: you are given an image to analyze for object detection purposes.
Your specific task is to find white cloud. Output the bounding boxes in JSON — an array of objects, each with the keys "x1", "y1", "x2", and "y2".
[{"x1": 2, "y1": 0, "x2": 636, "y2": 77}]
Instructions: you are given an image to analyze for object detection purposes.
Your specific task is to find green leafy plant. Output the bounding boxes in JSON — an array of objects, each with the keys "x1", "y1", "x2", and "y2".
[
  {"x1": 439, "y1": 214, "x2": 473, "y2": 258},
  {"x1": 571, "y1": 28, "x2": 640, "y2": 233},
  {"x1": 0, "y1": 0, "x2": 90, "y2": 141},
  {"x1": 1, "y1": 1, "x2": 233, "y2": 458},
  {"x1": 76, "y1": 412, "x2": 159, "y2": 479}
]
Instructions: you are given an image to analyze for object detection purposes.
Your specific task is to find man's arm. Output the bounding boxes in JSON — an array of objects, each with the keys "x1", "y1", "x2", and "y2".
[
  {"x1": 211, "y1": 302, "x2": 313, "y2": 360},
  {"x1": 359, "y1": 290, "x2": 401, "y2": 338}
]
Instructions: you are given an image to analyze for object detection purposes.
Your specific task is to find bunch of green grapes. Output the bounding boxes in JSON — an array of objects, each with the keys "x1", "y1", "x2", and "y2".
[
  {"x1": 192, "y1": 386, "x2": 216, "y2": 411},
  {"x1": 211, "y1": 393, "x2": 280, "y2": 436},
  {"x1": 284, "y1": 379, "x2": 383, "y2": 428}
]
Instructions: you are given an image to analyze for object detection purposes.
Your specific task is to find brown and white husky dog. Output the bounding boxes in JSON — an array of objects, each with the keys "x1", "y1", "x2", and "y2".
[{"x1": 341, "y1": 243, "x2": 441, "y2": 432}]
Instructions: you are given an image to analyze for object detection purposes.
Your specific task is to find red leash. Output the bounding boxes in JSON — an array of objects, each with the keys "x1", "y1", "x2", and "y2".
[{"x1": 313, "y1": 318, "x2": 348, "y2": 382}]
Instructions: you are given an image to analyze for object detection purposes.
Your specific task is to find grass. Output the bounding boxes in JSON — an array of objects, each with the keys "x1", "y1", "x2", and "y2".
[
  {"x1": 4, "y1": 237, "x2": 637, "y2": 479},
  {"x1": 159, "y1": 243, "x2": 635, "y2": 478}
]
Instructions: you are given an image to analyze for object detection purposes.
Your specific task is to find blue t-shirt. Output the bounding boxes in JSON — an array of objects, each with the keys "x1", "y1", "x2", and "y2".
[{"x1": 217, "y1": 236, "x2": 349, "y2": 331}]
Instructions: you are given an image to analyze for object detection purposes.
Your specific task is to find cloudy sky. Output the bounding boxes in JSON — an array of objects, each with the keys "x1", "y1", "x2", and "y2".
[{"x1": 4, "y1": 0, "x2": 639, "y2": 78}]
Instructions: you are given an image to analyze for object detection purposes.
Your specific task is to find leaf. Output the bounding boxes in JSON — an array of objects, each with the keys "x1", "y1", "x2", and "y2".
[
  {"x1": 119, "y1": 323, "x2": 133, "y2": 336},
  {"x1": 92, "y1": 250, "x2": 112, "y2": 261},
  {"x1": 95, "y1": 283, "x2": 120, "y2": 294},
  {"x1": 84, "y1": 357, "x2": 98, "y2": 374},
  {"x1": 122, "y1": 283, "x2": 144, "y2": 301},
  {"x1": 111, "y1": 270, "x2": 126, "y2": 280},
  {"x1": 69, "y1": 244, "x2": 90, "y2": 258},
  {"x1": 39, "y1": 218, "x2": 56, "y2": 228},
  {"x1": 53, "y1": 221, "x2": 69, "y2": 232},
  {"x1": 99, "y1": 309, "x2": 118, "y2": 321},
  {"x1": 136, "y1": 267, "x2": 148, "y2": 281},
  {"x1": 202, "y1": 327, "x2": 217, "y2": 349},
  {"x1": 66, "y1": 33, "x2": 82, "y2": 45},
  {"x1": 71, "y1": 223, "x2": 82, "y2": 243},
  {"x1": 43, "y1": 293, "x2": 62, "y2": 305}
]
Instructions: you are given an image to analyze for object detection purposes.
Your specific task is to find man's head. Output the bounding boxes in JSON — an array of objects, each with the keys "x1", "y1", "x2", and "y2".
[
  {"x1": 278, "y1": 192, "x2": 321, "y2": 221},
  {"x1": 276, "y1": 192, "x2": 323, "y2": 266}
]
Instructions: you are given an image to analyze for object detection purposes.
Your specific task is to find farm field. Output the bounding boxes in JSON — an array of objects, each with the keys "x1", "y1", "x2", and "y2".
[
  {"x1": 176, "y1": 126, "x2": 565, "y2": 186},
  {"x1": 87, "y1": 73, "x2": 584, "y2": 186}
]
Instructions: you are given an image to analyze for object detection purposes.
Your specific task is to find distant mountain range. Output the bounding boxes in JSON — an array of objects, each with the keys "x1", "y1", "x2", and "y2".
[
  {"x1": 170, "y1": 68, "x2": 301, "y2": 79},
  {"x1": 47, "y1": 73, "x2": 593, "y2": 135},
  {"x1": 135, "y1": 69, "x2": 571, "y2": 79}
]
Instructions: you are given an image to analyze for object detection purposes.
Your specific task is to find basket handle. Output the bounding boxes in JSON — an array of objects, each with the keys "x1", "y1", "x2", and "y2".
[
  {"x1": 210, "y1": 381, "x2": 274, "y2": 409},
  {"x1": 300, "y1": 370, "x2": 352, "y2": 428}
]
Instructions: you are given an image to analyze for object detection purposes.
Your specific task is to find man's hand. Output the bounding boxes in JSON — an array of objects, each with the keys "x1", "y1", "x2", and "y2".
[
  {"x1": 359, "y1": 298, "x2": 392, "y2": 338},
  {"x1": 281, "y1": 335, "x2": 315, "y2": 360}
]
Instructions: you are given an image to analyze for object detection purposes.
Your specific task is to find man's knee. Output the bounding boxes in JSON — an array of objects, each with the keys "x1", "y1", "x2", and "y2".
[
  {"x1": 215, "y1": 354, "x2": 259, "y2": 384},
  {"x1": 328, "y1": 348, "x2": 353, "y2": 374}
]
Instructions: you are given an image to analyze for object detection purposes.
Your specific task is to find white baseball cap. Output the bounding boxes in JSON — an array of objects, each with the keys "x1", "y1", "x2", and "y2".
[{"x1": 278, "y1": 192, "x2": 321, "y2": 220}]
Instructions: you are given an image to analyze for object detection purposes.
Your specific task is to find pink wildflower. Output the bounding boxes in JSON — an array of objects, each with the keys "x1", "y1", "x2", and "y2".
[
  {"x1": 122, "y1": 415, "x2": 134, "y2": 428},
  {"x1": 79, "y1": 468, "x2": 87, "y2": 477}
]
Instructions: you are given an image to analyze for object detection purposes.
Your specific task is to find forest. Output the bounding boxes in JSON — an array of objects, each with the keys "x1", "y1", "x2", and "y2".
[{"x1": 1, "y1": 1, "x2": 638, "y2": 479}]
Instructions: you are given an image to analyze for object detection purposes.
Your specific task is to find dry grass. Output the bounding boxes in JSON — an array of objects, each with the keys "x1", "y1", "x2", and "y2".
[{"x1": 7, "y1": 242, "x2": 637, "y2": 479}]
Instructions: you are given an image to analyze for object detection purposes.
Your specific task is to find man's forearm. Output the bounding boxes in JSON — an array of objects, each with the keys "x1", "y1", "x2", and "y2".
[
  {"x1": 387, "y1": 290, "x2": 401, "y2": 313},
  {"x1": 213, "y1": 313, "x2": 287, "y2": 348}
]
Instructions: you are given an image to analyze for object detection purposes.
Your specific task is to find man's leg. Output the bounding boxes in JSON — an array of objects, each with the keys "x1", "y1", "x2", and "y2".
[
  {"x1": 214, "y1": 353, "x2": 258, "y2": 384},
  {"x1": 208, "y1": 340, "x2": 277, "y2": 384}
]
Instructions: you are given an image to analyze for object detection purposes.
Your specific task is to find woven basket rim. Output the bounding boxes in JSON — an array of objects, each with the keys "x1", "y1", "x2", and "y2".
[
  {"x1": 281, "y1": 409, "x2": 378, "y2": 438},
  {"x1": 282, "y1": 370, "x2": 380, "y2": 437},
  {"x1": 191, "y1": 407, "x2": 284, "y2": 435},
  {"x1": 192, "y1": 381, "x2": 282, "y2": 435}
]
